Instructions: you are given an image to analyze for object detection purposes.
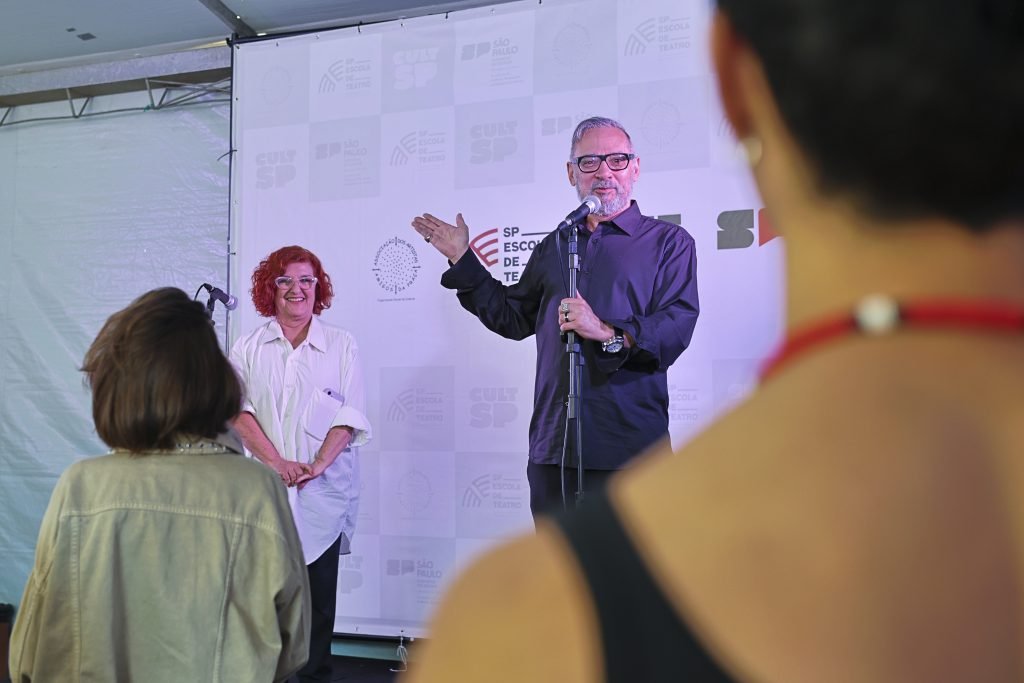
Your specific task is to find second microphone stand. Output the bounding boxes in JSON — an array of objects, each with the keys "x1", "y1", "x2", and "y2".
[{"x1": 562, "y1": 223, "x2": 585, "y2": 508}]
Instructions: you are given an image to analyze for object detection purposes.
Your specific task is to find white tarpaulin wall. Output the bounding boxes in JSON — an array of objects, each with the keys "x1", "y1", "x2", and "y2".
[
  {"x1": 230, "y1": 0, "x2": 783, "y2": 638},
  {"x1": 0, "y1": 93, "x2": 231, "y2": 604}
]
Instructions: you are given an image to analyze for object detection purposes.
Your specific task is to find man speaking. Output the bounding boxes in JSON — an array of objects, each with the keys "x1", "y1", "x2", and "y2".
[{"x1": 412, "y1": 116, "x2": 699, "y2": 517}]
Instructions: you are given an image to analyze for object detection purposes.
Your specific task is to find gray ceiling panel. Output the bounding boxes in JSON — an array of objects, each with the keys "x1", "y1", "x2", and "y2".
[
  {"x1": 231, "y1": 0, "x2": 520, "y2": 31},
  {"x1": 0, "y1": 0, "x2": 523, "y2": 72},
  {"x1": 0, "y1": 0, "x2": 229, "y2": 68}
]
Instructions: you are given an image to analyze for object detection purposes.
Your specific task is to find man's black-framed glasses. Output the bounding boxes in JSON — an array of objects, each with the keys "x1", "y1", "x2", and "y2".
[{"x1": 573, "y1": 152, "x2": 636, "y2": 174}]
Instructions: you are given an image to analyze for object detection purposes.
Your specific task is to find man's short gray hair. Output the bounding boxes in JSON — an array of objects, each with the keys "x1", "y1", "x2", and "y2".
[{"x1": 568, "y1": 117, "x2": 634, "y2": 160}]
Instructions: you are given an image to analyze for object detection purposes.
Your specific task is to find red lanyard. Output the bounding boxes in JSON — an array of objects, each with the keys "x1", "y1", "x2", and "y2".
[{"x1": 760, "y1": 295, "x2": 1024, "y2": 382}]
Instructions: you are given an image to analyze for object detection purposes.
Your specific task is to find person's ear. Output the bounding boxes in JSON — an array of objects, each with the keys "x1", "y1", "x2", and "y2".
[{"x1": 710, "y1": 10, "x2": 755, "y2": 140}]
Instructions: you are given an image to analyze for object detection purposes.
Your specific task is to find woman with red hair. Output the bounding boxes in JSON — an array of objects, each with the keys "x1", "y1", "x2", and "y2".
[{"x1": 231, "y1": 245, "x2": 372, "y2": 682}]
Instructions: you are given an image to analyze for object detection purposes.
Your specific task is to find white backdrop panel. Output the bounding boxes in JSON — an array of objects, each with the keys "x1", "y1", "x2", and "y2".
[
  {"x1": 230, "y1": 0, "x2": 782, "y2": 638},
  {"x1": 0, "y1": 94, "x2": 231, "y2": 604}
]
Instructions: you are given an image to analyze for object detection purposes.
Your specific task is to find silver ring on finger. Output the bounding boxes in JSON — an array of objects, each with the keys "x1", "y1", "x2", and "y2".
[
  {"x1": 560, "y1": 302, "x2": 570, "y2": 313},
  {"x1": 424, "y1": 234, "x2": 432, "y2": 243}
]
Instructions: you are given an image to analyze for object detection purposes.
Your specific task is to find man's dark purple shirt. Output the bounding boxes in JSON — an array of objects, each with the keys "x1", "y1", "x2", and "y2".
[{"x1": 440, "y1": 201, "x2": 699, "y2": 469}]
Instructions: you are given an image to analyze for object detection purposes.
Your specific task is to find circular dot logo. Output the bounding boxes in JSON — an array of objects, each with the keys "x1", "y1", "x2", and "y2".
[
  {"x1": 373, "y1": 236, "x2": 421, "y2": 295},
  {"x1": 641, "y1": 101, "x2": 683, "y2": 147},
  {"x1": 398, "y1": 470, "x2": 432, "y2": 514},
  {"x1": 551, "y1": 23, "x2": 591, "y2": 69}
]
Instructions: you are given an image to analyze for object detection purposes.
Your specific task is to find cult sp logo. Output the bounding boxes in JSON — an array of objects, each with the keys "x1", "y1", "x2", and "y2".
[
  {"x1": 470, "y1": 121, "x2": 518, "y2": 164},
  {"x1": 716, "y1": 209, "x2": 779, "y2": 249},
  {"x1": 469, "y1": 387, "x2": 518, "y2": 429},
  {"x1": 255, "y1": 150, "x2": 296, "y2": 189}
]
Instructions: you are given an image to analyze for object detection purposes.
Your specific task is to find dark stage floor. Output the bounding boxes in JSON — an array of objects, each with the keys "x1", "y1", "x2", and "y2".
[{"x1": 328, "y1": 654, "x2": 403, "y2": 682}]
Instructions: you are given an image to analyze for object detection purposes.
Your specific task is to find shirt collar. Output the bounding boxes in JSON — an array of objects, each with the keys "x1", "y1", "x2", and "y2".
[
  {"x1": 601, "y1": 200, "x2": 642, "y2": 236},
  {"x1": 260, "y1": 316, "x2": 327, "y2": 352},
  {"x1": 259, "y1": 320, "x2": 286, "y2": 345},
  {"x1": 306, "y1": 316, "x2": 327, "y2": 352}
]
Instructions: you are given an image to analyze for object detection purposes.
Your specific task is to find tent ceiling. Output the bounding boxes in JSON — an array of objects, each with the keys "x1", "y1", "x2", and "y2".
[{"x1": 0, "y1": 0, "x2": 521, "y2": 73}]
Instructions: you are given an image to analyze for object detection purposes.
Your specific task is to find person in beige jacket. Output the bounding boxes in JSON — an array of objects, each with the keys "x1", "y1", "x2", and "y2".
[{"x1": 9, "y1": 287, "x2": 311, "y2": 683}]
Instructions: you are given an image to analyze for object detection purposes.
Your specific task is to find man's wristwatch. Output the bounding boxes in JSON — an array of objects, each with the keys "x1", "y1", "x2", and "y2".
[{"x1": 601, "y1": 328, "x2": 625, "y2": 354}]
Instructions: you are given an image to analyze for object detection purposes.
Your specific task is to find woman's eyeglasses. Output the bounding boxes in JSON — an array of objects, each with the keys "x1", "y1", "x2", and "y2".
[{"x1": 274, "y1": 275, "x2": 318, "y2": 289}]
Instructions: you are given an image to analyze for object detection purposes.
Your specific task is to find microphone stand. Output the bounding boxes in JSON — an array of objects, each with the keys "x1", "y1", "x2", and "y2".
[
  {"x1": 562, "y1": 222, "x2": 585, "y2": 509},
  {"x1": 194, "y1": 283, "x2": 218, "y2": 322}
]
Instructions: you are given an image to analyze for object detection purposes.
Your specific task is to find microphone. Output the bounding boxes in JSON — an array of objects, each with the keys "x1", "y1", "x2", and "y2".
[
  {"x1": 201, "y1": 283, "x2": 238, "y2": 311},
  {"x1": 557, "y1": 195, "x2": 602, "y2": 231}
]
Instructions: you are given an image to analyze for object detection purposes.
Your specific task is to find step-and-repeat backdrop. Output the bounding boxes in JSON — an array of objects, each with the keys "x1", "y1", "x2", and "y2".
[{"x1": 230, "y1": 0, "x2": 783, "y2": 638}]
